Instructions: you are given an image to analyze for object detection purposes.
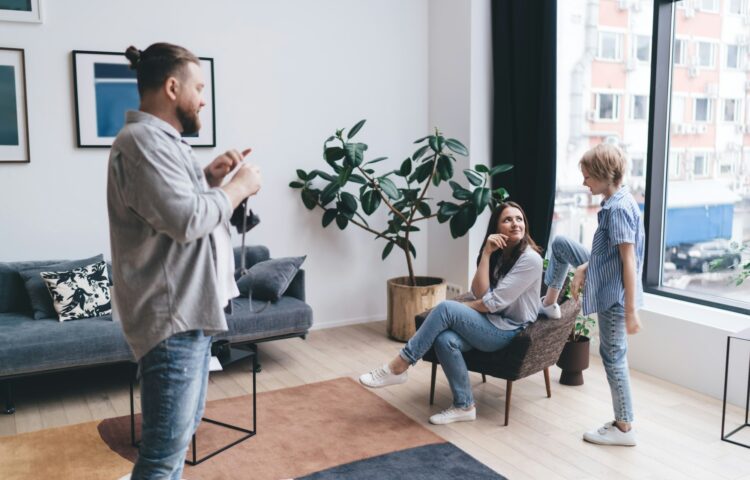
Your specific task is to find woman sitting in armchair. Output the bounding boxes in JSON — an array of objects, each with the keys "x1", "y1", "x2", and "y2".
[{"x1": 360, "y1": 201, "x2": 544, "y2": 425}]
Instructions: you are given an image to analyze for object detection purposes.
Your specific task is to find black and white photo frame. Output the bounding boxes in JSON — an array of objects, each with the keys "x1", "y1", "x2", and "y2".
[
  {"x1": 0, "y1": 47, "x2": 30, "y2": 163},
  {"x1": 0, "y1": 0, "x2": 42, "y2": 23}
]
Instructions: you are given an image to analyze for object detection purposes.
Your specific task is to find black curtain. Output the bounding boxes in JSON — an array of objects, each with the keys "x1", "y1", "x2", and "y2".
[{"x1": 491, "y1": 0, "x2": 557, "y2": 252}]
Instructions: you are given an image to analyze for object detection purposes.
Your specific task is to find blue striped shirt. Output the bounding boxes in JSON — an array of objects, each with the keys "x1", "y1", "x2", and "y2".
[{"x1": 583, "y1": 186, "x2": 645, "y2": 316}]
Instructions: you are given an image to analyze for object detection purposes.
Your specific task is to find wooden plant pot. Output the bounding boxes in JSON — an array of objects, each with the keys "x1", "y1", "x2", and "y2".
[
  {"x1": 556, "y1": 336, "x2": 590, "y2": 386},
  {"x1": 386, "y1": 276, "x2": 446, "y2": 342}
]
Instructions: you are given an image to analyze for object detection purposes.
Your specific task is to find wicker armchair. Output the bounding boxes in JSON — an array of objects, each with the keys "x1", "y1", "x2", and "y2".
[{"x1": 415, "y1": 285, "x2": 580, "y2": 426}]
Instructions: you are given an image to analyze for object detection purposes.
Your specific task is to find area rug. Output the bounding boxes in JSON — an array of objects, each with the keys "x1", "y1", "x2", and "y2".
[{"x1": 0, "y1": 377, "x2": 505, "y2": 480}]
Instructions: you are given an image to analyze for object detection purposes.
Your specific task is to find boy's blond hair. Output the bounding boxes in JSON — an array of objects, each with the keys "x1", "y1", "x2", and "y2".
[{"x1": 579, "y1": 143, "x2": 626, "y2": 186}]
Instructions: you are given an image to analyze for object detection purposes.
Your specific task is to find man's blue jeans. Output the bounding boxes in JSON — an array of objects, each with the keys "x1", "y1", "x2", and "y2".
[
  {"x1": 131, "y1": 330, "x2": 212, "y2": 480},
  {"x1": 400, "y1": 301, "x2": 520, "y2": 409}
]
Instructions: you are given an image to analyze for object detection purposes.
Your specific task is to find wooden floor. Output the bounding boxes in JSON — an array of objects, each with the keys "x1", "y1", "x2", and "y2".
[{"x1": 1, "y1": 321, "x2": 749, "y2": 480}]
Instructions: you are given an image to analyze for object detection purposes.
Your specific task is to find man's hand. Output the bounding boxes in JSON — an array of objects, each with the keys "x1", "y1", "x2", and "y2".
[
  {"x1": 625, "y1": 310, "x2": 642, "y2": 335},
  {"x1": 221, "y1": 163, "x2": 262, "y2": 209},
  {"x1": 205, "y1": 148, "x2": 251, "y2": 187},
  {"x1": 570, "y1": 263, "x2": 588, "y2": 300}
]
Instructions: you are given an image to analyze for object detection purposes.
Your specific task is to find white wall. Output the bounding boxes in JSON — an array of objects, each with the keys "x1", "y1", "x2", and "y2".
[{"x1": 0, "y1": 0, "x2": 430, "y2": 328}]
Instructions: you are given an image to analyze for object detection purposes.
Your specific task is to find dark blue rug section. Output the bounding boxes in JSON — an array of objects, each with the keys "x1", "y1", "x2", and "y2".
[{"x1": 298, "y1": 442, "x2": 506, "y2": 480}]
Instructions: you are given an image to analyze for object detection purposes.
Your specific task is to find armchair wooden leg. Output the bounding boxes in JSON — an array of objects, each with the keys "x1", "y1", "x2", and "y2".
[
  {"x1": 481, "y1": 373, "x2": 487, "y2": 383},
  {"x1": 429, "y1": 362, "x2": 437, "y2": 405},
  {"x1": 544, "y1": 367, "x2": 551, "y2": 398},
  {"x1": 504, "y1": 380, "x2": 513, "y2": 426}
]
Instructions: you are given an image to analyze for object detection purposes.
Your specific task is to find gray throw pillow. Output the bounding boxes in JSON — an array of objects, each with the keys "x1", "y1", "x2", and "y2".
[
  {"x1": 236, "y1": 256, "x2": 306, "y2": 301},
  {"x1": 18, "y1": 254, "x2": 104, "y2": 319}
]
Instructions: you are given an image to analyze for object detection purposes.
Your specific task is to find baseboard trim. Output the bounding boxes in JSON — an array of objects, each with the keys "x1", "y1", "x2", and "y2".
[{"x1": 310, "y1": 314, "x2": 385, "y2": 330}]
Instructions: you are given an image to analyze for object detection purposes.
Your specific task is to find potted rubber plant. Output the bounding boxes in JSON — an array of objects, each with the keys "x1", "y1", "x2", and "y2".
[
  {"x1": 556, "y1": 314, "x2": 595, "y2": 385},
  {"x1": 289, "y1": 120, "x2": 512, "y2": 340}
]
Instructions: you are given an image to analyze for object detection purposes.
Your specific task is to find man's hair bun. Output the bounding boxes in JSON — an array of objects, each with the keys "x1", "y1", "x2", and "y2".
[{"x1": 125, "y1": 46, "x2": 141, "y2": 69}]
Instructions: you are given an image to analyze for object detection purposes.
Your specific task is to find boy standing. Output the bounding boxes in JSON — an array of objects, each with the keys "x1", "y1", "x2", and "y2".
[{"x1": 541, "y1": 143, "x2": 644, "y2": 446}]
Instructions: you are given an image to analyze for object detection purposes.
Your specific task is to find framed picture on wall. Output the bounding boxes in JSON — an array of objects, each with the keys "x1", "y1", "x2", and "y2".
[
  {"x1": 0, "y1": 0, "x2": 42, "y2": 23},
  {"x1": 0, "y1": 47, "x2": 30, "y2": 163},
  {"x1": 72, "y1": 50, "x2": 216, "y2": 148}
]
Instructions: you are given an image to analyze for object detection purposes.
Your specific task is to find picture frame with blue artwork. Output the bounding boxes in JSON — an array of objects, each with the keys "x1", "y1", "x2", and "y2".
[
  {"x1": 72, "y1": 50, "x2": 216, "y2": 148},
  {"x1": 0, "y1": 47, "x2": 30, "y2": 163},
  {"x1": 0, "y1": 0, "x2": 42, "y2": 23}
]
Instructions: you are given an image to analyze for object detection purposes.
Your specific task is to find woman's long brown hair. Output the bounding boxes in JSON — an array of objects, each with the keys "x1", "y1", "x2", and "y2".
[{"x1": 475, "y1": 201, "x2": 541, "y2": 287}]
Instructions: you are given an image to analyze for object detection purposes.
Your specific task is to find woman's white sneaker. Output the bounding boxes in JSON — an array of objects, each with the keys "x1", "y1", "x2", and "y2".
[
  {"x1": 582, "y1": 421, "x2": 637, "y2": 446},
  {"x1": 359, "y1": 364, "x2": 408, "y2": 388},
  {"x1": 428, "y1": 406, "x2": 476, "y2": 425},
  {"x1": 539, "y1": 297, "x2": 561, "y2": 319}
]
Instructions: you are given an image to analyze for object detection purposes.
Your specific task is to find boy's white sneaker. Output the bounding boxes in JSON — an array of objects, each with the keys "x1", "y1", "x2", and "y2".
[
  {"x1": 583, "y1": 421, "x2": 637, "y2": 446},
  {"x1": 539, "y1": 297, "x2": 561, "y2": 319},
  {"x1": 428, "y1": 406, "x2": 476, "y2": 425},
  {"x1": 359, "y1": 364, "x2": 408, "y2": 388}
]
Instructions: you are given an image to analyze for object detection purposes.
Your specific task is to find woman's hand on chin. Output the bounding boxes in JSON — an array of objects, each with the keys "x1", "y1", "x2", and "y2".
[{"x1": 483, "y1": 234, "x2": 508, "y2": 256}]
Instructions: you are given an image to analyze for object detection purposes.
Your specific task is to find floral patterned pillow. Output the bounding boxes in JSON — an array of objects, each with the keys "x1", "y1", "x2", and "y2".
[{"x1": 40, "y1": 261, "x2": 112, "y2": 322}]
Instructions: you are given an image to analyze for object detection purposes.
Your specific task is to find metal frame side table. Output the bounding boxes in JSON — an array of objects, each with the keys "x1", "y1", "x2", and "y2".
[
  {"x1": 721, "y1": 328, "x2": 750, "y2": 449},
  {"x1": 129, "y1": 346, "x2": 257, "y2": 465}
]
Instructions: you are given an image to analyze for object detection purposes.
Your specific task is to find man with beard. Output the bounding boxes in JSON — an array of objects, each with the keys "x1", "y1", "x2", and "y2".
[{"x1": 107, "y1": 42, "x2": 262, "y2": 479}]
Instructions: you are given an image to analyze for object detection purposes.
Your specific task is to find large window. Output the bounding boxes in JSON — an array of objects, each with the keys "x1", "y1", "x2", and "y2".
[
  {"x1": 558, "y1": 0, "x2": 749, "y2": 314},
  {"x1": 649, "y1": 1, "x2": 750, "y2": 313}
]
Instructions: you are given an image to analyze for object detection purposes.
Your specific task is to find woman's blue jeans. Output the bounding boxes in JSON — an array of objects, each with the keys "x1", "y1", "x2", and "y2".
[
  {"x1": 545, "y1": 235, "x2": 634, "y2": 423},
  {"x1": 131, "y1": 330, "x2": 212, "y2": 480},
  {"x1": 400, "y1": 300, "x2": 520, "y2": 409}
]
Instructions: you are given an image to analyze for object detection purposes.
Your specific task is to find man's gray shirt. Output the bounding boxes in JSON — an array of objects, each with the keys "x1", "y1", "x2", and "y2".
[{"x1": 107, "y1": 110, "x2": 232, "y2": 360}]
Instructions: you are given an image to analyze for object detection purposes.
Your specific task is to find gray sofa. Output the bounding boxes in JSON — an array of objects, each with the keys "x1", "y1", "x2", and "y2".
[{"x1": 0, "y1": 245, "x2": 313, "y2": 414}]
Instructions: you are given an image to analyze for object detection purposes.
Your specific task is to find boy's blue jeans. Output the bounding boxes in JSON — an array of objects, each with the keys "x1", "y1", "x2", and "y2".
[
  {"x1": 545, "y1": 235, "x2": 634, "y2": 422},
  {"x1": 400, "y1": 300, "x2": 520, "y2": 409},
  {"x1": 131, "y1": 330, "x2": 212, "y2": 480}
]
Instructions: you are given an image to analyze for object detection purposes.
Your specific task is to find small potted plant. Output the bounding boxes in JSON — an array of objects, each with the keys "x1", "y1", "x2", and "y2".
[
  {"x1": 289, "y1": 120, "x2": 512, "y2": 340},
  {"x1": 556, "y1": 314, "x2": 595, "y2": 386}
]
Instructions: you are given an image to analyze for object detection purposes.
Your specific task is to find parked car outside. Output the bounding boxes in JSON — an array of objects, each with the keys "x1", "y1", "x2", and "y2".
[{"x1": 670, "y1": 239, "x2": 742, "y2": 273}]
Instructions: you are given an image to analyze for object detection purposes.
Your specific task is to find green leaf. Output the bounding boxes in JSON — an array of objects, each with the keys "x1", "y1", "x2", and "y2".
[
  {"x1": 347, "y1": 119, "x2": 366, "y2": 139},
  {"x1": 324, "y1": 147, "x2": 345, "y2": 162},
  {"x1": 289, "y1": 181, "x2": 304, "y2": 189},
  {"x1": 449, "y1": 206, "x2": 477, "y2": 238},
  {"x1": 301, "y1": 189, "x2": 317, "y2": 210},
  {"x1": 340, "y1": 191, "x2": 358, "y2": 213},
  {"x1": 412, "y1": 144, "x2": 431, "y2": 162},
  {"x1": 322, "y1": 208, "x2": 337, "y2": 227},
  {"x1": 414, "y1": 160, "x2": 434, "y2": 183},
  {"x1": 344, "y1": 143, "x2": 367, "y2": 167},
  {"x1": 463, "y1": 169, "x2": 482, "y2": 186},
  {"x1": 432, "y1": 172, "x2": 441, "y2": 187},
  {"x1": 400, "y1": 225, "x2": 420, "y2": 232},
  {"x1": 416, "y1": 201, "x2": 431, "y2": 217},
  {"x1": 472, "y1": 187, "x2": 490, "y2": 214},
  {"x1": 489, "y1": 164, "x2": 513, "y2": 176},
  {"x1": 399, "y1": 158, "x2": 412, "y2": 176},
  {"x1": 320, "y1": 182, "x2": 340, "y2": 205},
  {"x1": 407, "y1": 239, "x2": 417, "y2": 259},
  {"x1": 437, "y1": 155, "x2": 453, "y2": 180},
  {"x1": 335, "y1": 214, "x2": 349, "y2": 230},
  {"x1": 445, "y1": 138, "x2": 469, "y2": 156},
  {"x1": 413, "y1": 135, "x2": 430, "y2": 144},
  {"x1": 312, "y1": 169, "x2": 335, "y2": 181},
  {"x1": 338, "y1": 166, "x2": 352, "y2": 186},
  {"x1": 437, "y1": 201, "x2": 460, "y2": 223},
  {"x1": 449, "y1": 181, "x2": 471, "y2": 200},
  {"x1": 364, "y1": 156, "x2": 388, "y2": 165},
  {"x1": 296, "y1": 169, "x2": 308, "y2": 180},
  {"x1": 428, "y1": 135, "x2": 439, "y2": 152},
  {"x1": 474, "y1": 164, "x2": 489, "y2": 173},
  {"x1": 493, "y1": 187, "x2": 509, "y2": 201},
  {"x1": 361, "y1": 189, "x2": 381, "y2": 215},
  {"x1": 349, "y1": 174, "x2": 367, "y2": 185},
  {"x1": 382, "y1": 242, "x2": 395, "y2": 260},
  {"x1": 378, "y1": 177, "x2": 401, "y2": 200}
]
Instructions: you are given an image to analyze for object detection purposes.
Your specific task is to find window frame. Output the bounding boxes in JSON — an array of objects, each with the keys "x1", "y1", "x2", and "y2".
[
  {"x1": 723, "y1": 98, "x2": 741, "y2": 123},
  {"x1": 644, "y1": 0, "x2": 749, "y2": 315},
  {"x1": 635, "y1": 34, "x2": 652, "y2": 63},
  {"x1": 632, "y1": 94, "x2": 649, "y2": 120},
  {"x1": 696, "y1": 40, "x2": 717, "y2": 68},
  {"x1": 597, "y1": 30, "x2": 624, "y2": 61},
  {"x1": 693, "y1": 97, "x2": 713, "y2": 123},
  {"x1": 595, "y1": 91, "x2": 621, "y2": 121}
]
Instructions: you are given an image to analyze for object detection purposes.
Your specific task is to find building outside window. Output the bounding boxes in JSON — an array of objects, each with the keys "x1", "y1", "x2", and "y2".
[
  {"x1": 723, "y1": 98, "x2": 741, "y2": 122},
  {"x1": 726, "y1": 44, "x2": 744, "y2": 69},
  {"x1": 674, "y1": 38, "x2": 686, "y2": 65},
  {"x1": 728, "y1": 0, "x2": 747, "y2": 15},
  {"x1": 632, "y1": 94, "x2": 649, "y2": 120},
  {"x1": 596, "y1": 93, "x2": 620, "y2": 120},
  {"x1": 699, "y1": 0, "x2": 720, "y2": 13}
]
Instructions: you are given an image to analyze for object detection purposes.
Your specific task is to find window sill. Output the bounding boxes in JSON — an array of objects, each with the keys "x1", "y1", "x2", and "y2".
[{"x1": 643, "y1": 290, "x2": 750, "y2": 332}]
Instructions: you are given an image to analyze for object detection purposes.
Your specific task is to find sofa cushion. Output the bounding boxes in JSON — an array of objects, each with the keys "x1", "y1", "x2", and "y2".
[
  {"x1": 40, "y1": 261, "x2": 112, "y2": 322},
  {"x1": 236, "y1": 256, "x2": 306, "y2": 301},
  {"x1": 216, "y1": 296, "x2": 313, "y2": 344},
  {"x1": 18, "y1": 254, "x2": 104, "y2": 320},
  {"x1": 0, "y1": 260, "x2": 61, "y2": 314},
  {"x1": 0, "y1": 313, "x2": 133, "y2": 377}
]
